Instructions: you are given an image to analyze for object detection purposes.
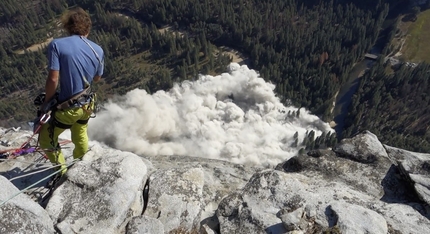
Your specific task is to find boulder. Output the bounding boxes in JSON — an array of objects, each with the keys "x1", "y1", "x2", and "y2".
[
  {"x1": 217, "y1": 170, "x2": 313, "y2": 234},
  {"x1": 277, "y1": 148, "x2": 391, "y2": 198},
  {"x1": 144, "y1": 165, "x2": 205, "y2": 232},
  {"x1": 387, "y1": 145, "x2": 430, "y2": 206},
  {"x1": 142, "y1": 154, "x2": 258, "y2": 232},
  {"x1": 333, "y1": 130, "x2": 388, "y2": 163},
  {"x1": 2, "y1": 127, "x2": 430, "y2": 234},
  {"x1": 329, "y1": 201, "x2": 388, "y2": 234},
  {"x1": 45, "y1": 144, "x2": 148, "y2": 234},
  {"x1": 377, "y1": 203, "x2": 430, "y2": 234},
  {"x1": 217, "y1": 135, "x2": 430, "y2": 234},
  {"x1": 0, "y1": 175, "x2": 55, "y2": 234},
  {"x1": 276, "y1": 206, "x2": 307, "y2": 231}
]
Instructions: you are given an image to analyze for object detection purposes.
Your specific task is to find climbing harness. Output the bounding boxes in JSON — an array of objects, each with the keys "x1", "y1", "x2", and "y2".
[
  {"x1": 55, "y1": 86, "x2": 93, "y2": 110},
  {"x1": 8, "y1": 164, "x2": 62, "y2": 182}
]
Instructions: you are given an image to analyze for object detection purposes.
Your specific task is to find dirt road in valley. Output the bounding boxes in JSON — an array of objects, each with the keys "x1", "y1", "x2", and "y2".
[{"x1": 16, "y1": 37, "x2": 53, "y2": 54}]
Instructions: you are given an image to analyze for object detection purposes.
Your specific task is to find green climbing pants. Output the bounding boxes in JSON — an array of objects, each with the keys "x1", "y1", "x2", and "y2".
[{"x1": 38, "y1": 103, "x2": 93, "y2": 174}]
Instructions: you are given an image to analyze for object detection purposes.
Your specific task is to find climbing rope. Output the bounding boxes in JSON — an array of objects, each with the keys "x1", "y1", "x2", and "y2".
[
  {"x1": 0, "y1": 139, "x2": 72, "y2": 159},
  {"x1": 8, "y1": 164, "x2": 63, "y2": 182},
  {"x1": 0, "y1": 158, "x2": 52, "y2": 165},
  {"x1": 0, "y1": 158, "x2": 79, "y2": 207}
]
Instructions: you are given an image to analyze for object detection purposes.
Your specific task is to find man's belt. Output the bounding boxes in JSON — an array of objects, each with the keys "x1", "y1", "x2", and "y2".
[{"x1": 56, "y1": 87, "x2": 92, "y2": 111}]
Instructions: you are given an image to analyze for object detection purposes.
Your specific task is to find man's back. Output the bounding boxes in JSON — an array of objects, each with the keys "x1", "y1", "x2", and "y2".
[{"x1": 48, "y1": 35, "x2": 104, "y2": 102}]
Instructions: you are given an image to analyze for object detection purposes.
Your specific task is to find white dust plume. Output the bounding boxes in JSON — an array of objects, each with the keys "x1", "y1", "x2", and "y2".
[{"x1": 88, "y1": 63, "x2": 334, "y2": 166}]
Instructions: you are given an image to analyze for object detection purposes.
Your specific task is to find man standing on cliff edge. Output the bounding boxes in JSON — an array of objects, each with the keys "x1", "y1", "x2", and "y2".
[{"x1": 38, "y1": 7, "x2": 104, "y2": 175}]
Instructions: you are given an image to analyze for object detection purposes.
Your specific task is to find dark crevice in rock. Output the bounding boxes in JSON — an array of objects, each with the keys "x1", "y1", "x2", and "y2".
[
  {"x1": 277, "y1": 157, "x2": 303, "y2": 172},
  {"x1": 200, "y1": 214, "x2": 220, "y2": 234},
  {"x1": 40, "y1": 175, "x2": 66, "y2": 209},
  {"x1": 333, "y1": 150, "x2": 378, "y2": 164},
  {"x1": 324, "y1": 205, "x2": 338, "y2": 228},
  {"x1": 74, "y1": 182, "x2": 85, "y2": 189},
  {"x1": 265, "y1": 223, "x2": 287, "y2": 234},
  {"x1": 141, "y1": 177, "x2": 150, "y2": 215},
  {"x1": 53, "y1": 225, "x2": 61, "y2": 234},
  {"x1": 307, "y1": 150, "x2": 324, "y2": 158},
  {"x1": 381, "y1": 164, "x2": 430, "y2": 219},
  {"x1": 380, "y1": 165, "x2": 414, "y2": 203},
  {"x1": 422, "y1": 161, "x2": 430, "y2": 175}
]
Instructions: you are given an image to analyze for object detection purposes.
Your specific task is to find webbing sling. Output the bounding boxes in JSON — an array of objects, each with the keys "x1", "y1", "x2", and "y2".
[{"x1": 80, "y1": 35, "x2": 103, "y2": 72}]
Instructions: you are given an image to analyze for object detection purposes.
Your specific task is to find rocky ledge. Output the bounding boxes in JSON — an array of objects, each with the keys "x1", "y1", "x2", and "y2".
[{"x1": 0, "y1": 129, "x2": 429, "y2": 234}]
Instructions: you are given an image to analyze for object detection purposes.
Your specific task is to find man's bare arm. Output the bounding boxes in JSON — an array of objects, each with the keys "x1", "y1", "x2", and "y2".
[
  {"x1": 93, "y1": 75, "x2": 101, "y2": 83},
  {"x1": 44, "y1": 70, "x2": 59, "y2": 103}
]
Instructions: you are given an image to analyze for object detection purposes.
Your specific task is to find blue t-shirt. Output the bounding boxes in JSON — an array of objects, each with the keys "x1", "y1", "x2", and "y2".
[{"x1": 47, "y1": 35, "x2": 104, "y2": 102}]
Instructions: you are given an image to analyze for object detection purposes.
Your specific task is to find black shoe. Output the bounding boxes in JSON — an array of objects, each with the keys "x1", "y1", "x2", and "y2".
[
  {"x1": 41, "y1": 173, "x2": 63, "y2": 206},
  {"x1": 47, "y1": 173, "x2": 62, "y2": 189}
]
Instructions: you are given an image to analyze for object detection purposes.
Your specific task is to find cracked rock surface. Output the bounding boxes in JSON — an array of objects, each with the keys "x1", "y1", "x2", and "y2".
[{"x1": 1, "y1": 128, "x2": 429, "y2": 234}]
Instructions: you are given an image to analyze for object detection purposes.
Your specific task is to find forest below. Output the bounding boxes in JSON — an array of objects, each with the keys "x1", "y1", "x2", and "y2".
[{"x1": 0, "y1": 0, "x2": 429, "y2": 153}]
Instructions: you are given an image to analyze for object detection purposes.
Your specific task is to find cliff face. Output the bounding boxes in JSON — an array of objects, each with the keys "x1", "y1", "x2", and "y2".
[{"x1": 0, "y1": 128, "x2": 429, "y2": 234}]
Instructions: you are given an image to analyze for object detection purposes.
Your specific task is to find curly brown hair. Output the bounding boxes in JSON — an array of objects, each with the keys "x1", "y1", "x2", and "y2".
[{"x1": 61, "y1": 7, "x2": 92, "y2": 36}]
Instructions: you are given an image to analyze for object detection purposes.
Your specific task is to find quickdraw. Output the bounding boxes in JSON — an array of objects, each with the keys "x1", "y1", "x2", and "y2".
[{"x1": 39, "y1": 113, "x2": 51, "y2": 125}]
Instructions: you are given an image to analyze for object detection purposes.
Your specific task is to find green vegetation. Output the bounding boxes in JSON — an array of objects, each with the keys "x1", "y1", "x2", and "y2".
[
  {"x1": 168, "y1": 226, "x2": 199, "y2": 234},
  {"x1": 402, "y1": 9, "x2": 430, "y2": 63},
  {"x1": 323, "y1": 225, "x2": 342, "y2": 234},
  {"x1": 0, "y1": 0, "x2": 429, "y2": 153},
  {"x1": 133, "y1": 0, "x2": 389, "y2": 122},
  {"x1": 343, "y1": 58, "x2": 430, "y2": 152}
]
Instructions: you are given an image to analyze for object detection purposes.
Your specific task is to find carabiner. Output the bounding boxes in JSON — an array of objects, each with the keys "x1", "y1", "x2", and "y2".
[{"x1": 39, "y1": 113, "x2": 51, "y2": 124}]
